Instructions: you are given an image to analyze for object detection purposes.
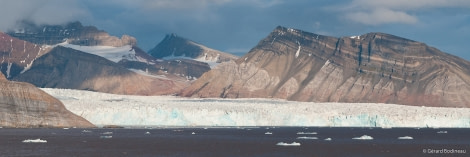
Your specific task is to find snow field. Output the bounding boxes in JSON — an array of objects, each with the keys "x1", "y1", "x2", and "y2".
[
  {"x1": 41, "y1": 88, "x2": 470, "y2": 128},
  {"x1": 57, "y1": 43, "x2": 146, "y2": 63}
]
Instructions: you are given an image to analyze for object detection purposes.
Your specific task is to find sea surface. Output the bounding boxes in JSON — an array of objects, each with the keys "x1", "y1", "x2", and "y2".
[{"x1": 0, "y1": 127, "x2": 469, "y2": 157}]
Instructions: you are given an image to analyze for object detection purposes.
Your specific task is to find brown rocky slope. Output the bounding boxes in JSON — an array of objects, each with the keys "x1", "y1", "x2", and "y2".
[
  {"x1": 181, "y1": 26, "x2": 470, "y2": 108},
  {"x1": 0, "y1": 72, "x2": 94, "y2": 128},
  {"x1": 13, "y1": 46, "x2": 188, "y2": 95}
]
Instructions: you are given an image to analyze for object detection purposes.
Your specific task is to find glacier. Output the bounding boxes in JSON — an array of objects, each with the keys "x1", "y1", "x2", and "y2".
[{"x1": 40, "y1": 88, "x2": 470, "y2": 128}]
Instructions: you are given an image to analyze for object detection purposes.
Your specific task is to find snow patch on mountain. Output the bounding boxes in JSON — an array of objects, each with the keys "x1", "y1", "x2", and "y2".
[
  {"x1": 350, "y1": 36, "x2": 361, "y2": 40},
  {"x1": 162, "y1": 54, "x2": 219, "y2": 68},
  {"x1": 41, "y1": 88, "x2": 470, "y2": 128},
  {"x1": 56, "y1": 42, "x2": 145, "y2": 63}
]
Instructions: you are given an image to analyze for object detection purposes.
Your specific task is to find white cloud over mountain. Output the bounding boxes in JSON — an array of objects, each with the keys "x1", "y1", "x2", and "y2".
[
  {"x1": 0, "y1": 0, "x2": 89, "y2": 31},
  {"x1": 342, "y1": 0, "x2": 470, "y2": 25}
]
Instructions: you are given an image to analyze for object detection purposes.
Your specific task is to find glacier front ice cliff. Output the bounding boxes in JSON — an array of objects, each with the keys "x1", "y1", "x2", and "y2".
[{"x1": 41, "y1": 88, "x2": 470, "y2": 128}]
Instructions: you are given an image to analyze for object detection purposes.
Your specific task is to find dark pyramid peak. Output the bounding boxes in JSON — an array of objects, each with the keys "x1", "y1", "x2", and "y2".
[
  {"x1": 149, "y1": 34, "x2": 238, "y2": 62},
  {"x1": 149, "y1": 33, "x2": 198, "y2": 58}
]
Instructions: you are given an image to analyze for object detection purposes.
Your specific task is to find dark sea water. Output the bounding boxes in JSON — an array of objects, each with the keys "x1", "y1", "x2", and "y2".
[{"x1": 0, "y1": 127, "x2": 469, "y2": 157}]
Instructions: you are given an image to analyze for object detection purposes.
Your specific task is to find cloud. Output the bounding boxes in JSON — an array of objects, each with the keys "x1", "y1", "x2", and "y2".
[
  {"x1": 137, "y1": 0, "x2": 232, "y2": 9},
  {"x1": 345, "y1": 8, "x2": 418, "y2": 25},
  {"x1": 340, "y1": 0, "x2": 470, "y2": 25},
  {"x1": 349, "y1": 0, "x2": 470, "y2": 10},
  {"x1": 0, "y1": 0, "x2": 89, "y2": 31}
]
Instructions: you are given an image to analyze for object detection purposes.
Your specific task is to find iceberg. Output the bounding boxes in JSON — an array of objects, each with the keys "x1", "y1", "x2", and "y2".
[
  {"x1": 437, "y1": 131, "x2": 448, "y2": 134},
  {"x1": 297, "y1": 137, "x2": 318, "y2": 140},
  {"x1": 22, "y1": 139, "x2": 47, "y2": 143},
  {"x1": 297, "y1": 132, "x2": 317, "y2": 135},
  {"x1": 352, "y1": 135, "x2": 373, "y2": 140},
  {"x1": 40, "y1": 88, "x2": 470, "y2": 128},
  {"x1": 276, "y1": 142, "x2": 301, "y2": 146},
  {"x1": 100, "y1": 136, "x2": 112, "y2": 139},
  {"x1": 101, "y1": 132, "x2": 113, "y2": 135},
  {"x1": 398, "y1": 136, "x2": 413, "y2": 140}
]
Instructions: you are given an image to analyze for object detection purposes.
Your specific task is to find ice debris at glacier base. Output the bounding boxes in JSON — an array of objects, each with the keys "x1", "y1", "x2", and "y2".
[
  {"x1": 276, "y1": 142, "x2": 301, "y2": 146},
  {"x1": 352, "y1": 135, "x2": 374, "y2": 140},
  {"x1": 398, "y1": 136, "x2": 413, "y2": 140},
  {"x1": 40, "y1": 88, "x2": 470, "y2": 128},
  {"x1": 22, "y1": 139, "x2": 47, "y2": 143}
]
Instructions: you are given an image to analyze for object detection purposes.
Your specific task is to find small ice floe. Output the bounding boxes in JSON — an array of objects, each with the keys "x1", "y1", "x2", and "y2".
[
  {"x1": 265, "y1": 132, "x2": 273, "y2": 135},
  {"x1": 324, "y1": 138, "x2": 332, "y2": 141},
  {"x1": 398, "y1": 136, "x2": 413, "y2": 140},
  {"x1": 437, "y1": 131, "x2": 448, "y2": 134},
  {"x1": 63, "y1": 128, "x2": 70, "y2": 130},
  {"x1": 82, "y1": 130, "x2": 92, "y2": 133},
  {"x1": 352, "y1": 135, "x2": 374, "y2": 140},
  {"x1": 296, "y1": 132, "x2": 317, "y2": 135},
  {"x1": 101, "y1": 132, "x2": 113, "y2": 135},
  {"x1": 297, "y1": 136, "x2": 318, "y2": 140},
  {"x1": 145, "y1": 132, "x2": 151, "y2": 135},
  {"x1": 100, "y1": 136, "x2": 112, "y2": 139},
  {"x1": 276, "y1": 142, "x2": 301, "y2": 146},
  {"x1": 22, "y1": 139, "x2": 47, "y2": 143},
  {"x1": 191, "y1": 132, "x2": 196, "y2": 135}
]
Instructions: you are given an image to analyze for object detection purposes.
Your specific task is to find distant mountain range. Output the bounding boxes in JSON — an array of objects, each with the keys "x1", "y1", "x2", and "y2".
[
  {"x1": 2, "y1": 22, "x2": 470, "y2": 109},
  {"x1": 0, "y1": 21, "x2": 239, "y2": 127},
  {"x1": 181, "y1": 26, "x2": 470, "y2": 108},
  {"x1": 1, "y1": 22, "x2": 239, "y2": 95}
]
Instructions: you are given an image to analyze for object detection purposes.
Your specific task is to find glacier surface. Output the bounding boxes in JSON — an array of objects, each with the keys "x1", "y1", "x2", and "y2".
[{"x1": 41, "y1": 88, "x2": 470, "y2": 128}]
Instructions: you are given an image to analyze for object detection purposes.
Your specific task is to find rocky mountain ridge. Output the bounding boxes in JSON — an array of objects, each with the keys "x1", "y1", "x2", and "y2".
[
  {"x1": 13, "y1": 46, "x2": 189, "y2": 95},
  {"x1": 0, "y1": 70, "x2": 94, "y2": 128},
  {"x1": 181, "y1": 26, "x2": 470, "y2": 108},
  {"x1": 9, "y1": 21, "x2": 136, "y2": 47}
]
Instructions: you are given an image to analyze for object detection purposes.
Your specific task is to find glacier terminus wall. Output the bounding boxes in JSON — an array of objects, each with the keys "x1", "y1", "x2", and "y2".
[{"x1": 41, "y1": 88, "x2": 470, "y2": 128}]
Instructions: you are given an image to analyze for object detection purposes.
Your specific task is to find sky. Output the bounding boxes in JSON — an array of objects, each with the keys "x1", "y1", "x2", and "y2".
[{"x1": 0, "y1": 0, "x2": 469, "y2": 59}]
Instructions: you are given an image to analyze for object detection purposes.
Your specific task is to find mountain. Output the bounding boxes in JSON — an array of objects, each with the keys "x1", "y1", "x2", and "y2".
[
  {"x1": 149, "y1": 34, "x2": 238, "y2": 68},
  {"x1": 8, "y1": 21, "x2": 136, "y2": 47},
  {"x1": 13, "y1": 46, "x2": 189, "y2": 95},
  {"x1": 181, "y1": 26, "x2": 470, "y2": 108},
  {"x1": 0, "y1": 71, "x2": 94, "y2": 128},
  {"x1": 0, "y1": 32, "x2": 51, "y2": 79},
  {"x1": 1, "y1": 22, "x2": 203, "y2": 95}
]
